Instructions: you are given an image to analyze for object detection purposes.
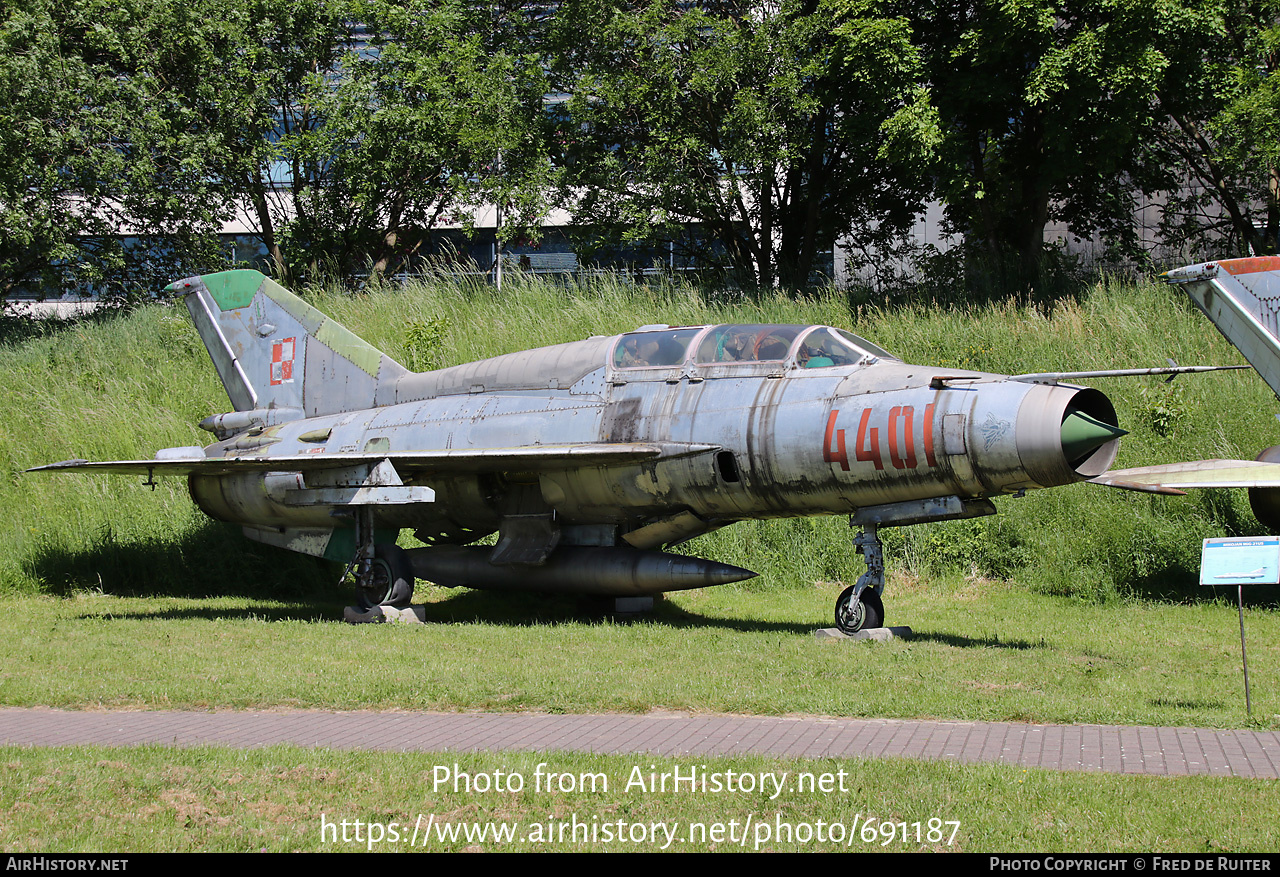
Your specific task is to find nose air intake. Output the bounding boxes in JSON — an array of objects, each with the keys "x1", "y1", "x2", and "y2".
[
  {"x1": 1052, "y1": 387, "x2": 1123, "y2": 480},
  {"x1": 1015, "y1": 385, "x2": 1122, "y2": 489},
  {"x1": 1061, "y1": 406, "x2": 1128, "y2": 466}
]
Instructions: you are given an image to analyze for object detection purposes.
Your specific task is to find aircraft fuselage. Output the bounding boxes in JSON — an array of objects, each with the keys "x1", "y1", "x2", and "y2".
[{"x1": 190, "y1": 328, "x2": 1120, "y2": 559}]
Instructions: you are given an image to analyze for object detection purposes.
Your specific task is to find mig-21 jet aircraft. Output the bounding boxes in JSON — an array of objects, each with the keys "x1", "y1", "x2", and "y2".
[{"x1": 36, "y1": 268, "x2": 1223, "y2": 634}]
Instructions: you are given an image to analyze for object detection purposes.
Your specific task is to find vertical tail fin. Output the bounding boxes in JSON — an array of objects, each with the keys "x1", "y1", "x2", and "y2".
[{"x1": 170, "y1": 270, "x2": 408, "y2": 417}]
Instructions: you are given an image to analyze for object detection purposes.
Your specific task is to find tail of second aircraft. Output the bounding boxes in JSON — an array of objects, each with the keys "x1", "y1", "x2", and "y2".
[
  {"x1": 171, "y1": 269, "x2": 408, "y2": 422},
  {"x1": 1166, "y1": 256, "x2": 1280, "y2": 401}
]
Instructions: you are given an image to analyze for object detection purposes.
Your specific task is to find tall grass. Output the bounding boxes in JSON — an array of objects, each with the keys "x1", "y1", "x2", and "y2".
[{"x1": 4, "y1": 273, "x2": 1276, "y2": 606}]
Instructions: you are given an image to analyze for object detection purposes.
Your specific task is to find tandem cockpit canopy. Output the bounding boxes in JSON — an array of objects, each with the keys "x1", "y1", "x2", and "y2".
[{"x1": 610, "y1": 324, "x2": 895, "y2": 370}]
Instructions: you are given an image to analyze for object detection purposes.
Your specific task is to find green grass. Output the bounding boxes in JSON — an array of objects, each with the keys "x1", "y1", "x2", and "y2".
[
  {"x1": 4, "y1": 275, "x2": 1280, "y2": 853},
  {"x1": 2, "y1": 746, "x2": 1276, "y2": 852},
  {"x1": 0, "y1": 580, "x2": 1274, "y2": 727}
]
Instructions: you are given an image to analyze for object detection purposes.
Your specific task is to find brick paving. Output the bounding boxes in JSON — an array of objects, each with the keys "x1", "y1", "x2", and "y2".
[{"x1": 0, "y1": 708, "x2": 1277, "y2": 778}]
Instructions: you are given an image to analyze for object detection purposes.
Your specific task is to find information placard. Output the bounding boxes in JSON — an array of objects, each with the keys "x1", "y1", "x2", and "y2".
[
  {"x1": 1197, "y1": 537, "x2": 1275, "y2": 715},
  {"x1": 1198, "y1": 537, "x2": 1280, "y2": 585}
]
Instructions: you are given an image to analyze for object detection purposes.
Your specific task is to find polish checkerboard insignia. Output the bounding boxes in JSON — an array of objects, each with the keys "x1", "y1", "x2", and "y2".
[{"x1": 271, "y1": 337, "x2": 296, "y2": 385}]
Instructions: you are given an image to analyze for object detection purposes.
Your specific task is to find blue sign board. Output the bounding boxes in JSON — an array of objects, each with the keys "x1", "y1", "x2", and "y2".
[{"x1": 1199, "y1": 538, "x2": 1280, "y2": 585}]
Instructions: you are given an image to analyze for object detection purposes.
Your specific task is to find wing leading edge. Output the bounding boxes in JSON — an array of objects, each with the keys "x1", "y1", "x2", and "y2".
[
  {"x1": 1091, "y1": 460, "x2": 1280, "y2": 496},
  {"x1": 27, "y1": 442, "x2": 720, "y2": 478}
]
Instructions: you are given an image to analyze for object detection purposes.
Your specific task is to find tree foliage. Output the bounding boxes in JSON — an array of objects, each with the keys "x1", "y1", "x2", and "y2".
[
  {"x1": 166, "y1": 0, "x2": 358, "y2": 287},
  {"x1": 5, "y1": 0, "x2": 1280, "y2": 299},
  {"x1": 905, "y1": 0, "x2": 1201, "y2": 288},
  {"x1": 1151, "y1": 0, "x2": 1280, "y2": 258},
  {"x1": 549, "y1": 0, "x2": 936, "y2": 288},
  {"x1": 0, "y1": 0, "x2": 229, "y2": 297},
  {"x1": 291, "y1": 0, "x2": 558, "y2": 283}
]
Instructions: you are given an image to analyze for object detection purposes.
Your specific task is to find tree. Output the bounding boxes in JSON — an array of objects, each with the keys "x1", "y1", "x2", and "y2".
[
  {"x1": 277, "y1": 0, "x2": 559, "y2": 283},
  {"x1": 1149, "y1": 0, "x2": 1280, "y2": 258},
  {"x1": 549, "y1": 0, "x2": 936, "y2": 288},
  {"x1": 0, "y1": 0, "x2": 229, "y2": 298},
  {"x1": 239, "y1": 0, "x2": 560, "y2": 284},
  {"x1": 1, "y1": 0, "x2": 564, "y2": 292},
  {"x1": 133, "y1": 0, "x2": 359, "y2": 287},
  {"x1": 908, "y1": 0, "x2": 1193, "y2": 289}
]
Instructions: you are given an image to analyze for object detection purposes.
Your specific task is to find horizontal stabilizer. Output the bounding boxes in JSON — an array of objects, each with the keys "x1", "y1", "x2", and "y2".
[
  {"x1": 28, "y1": 442, "x2": 719, "y2": 478},
  {"x1": 1089, "y1": 459, "x2": 1280, "y2": 495}
]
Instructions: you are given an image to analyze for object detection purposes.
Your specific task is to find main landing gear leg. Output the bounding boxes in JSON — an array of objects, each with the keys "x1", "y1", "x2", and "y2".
[
  {"x1": 350, "y1": 507, "x2": 414, "y2": 609},
  {"x1": 834, "y1": 523, "x2": 886, "y2": 634}
]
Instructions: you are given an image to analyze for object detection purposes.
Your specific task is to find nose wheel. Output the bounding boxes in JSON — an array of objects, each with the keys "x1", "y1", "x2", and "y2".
[
  {"x1": 835, "y1": 584, "x2": 884, "y2": 633},
  {"x1": 834, "y1": 523, "x2": 886, "y2": 634}
]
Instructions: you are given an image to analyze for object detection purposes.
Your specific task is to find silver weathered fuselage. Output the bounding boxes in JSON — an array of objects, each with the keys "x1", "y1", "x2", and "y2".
[{"x1": 190, "y1": 328, "x2": 1118, "y2": 555}]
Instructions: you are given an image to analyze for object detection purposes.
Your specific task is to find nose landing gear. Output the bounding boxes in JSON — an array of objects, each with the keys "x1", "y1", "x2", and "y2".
[{"x1": 834, "y1": 524, "x2": 885, "y2": 634}]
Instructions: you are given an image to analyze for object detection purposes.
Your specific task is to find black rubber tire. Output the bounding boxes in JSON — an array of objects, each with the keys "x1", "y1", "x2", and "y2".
[
  {"x1": 834, "y1": 585, "x2": 884, "y2": 634},
  {"x1": 356, "y1": 543, "x2": 415, "y2": 609}
]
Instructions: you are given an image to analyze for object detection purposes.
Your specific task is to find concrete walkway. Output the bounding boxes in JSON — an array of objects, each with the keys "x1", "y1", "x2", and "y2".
[{"x1": 1, "y1": 708, "x2": 1277, "y2": 778}]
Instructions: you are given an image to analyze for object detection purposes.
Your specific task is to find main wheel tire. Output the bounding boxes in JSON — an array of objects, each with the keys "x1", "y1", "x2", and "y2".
[
  {"x1": 356, "y1": 543, "x2": 415, "y2": 609},
  {"x1": 834, "y1": 585, "x2": 884, "y2": 634}
]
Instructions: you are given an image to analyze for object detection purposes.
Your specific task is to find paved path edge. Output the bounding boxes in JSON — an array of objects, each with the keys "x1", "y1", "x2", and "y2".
[{"x1": 1, "y1": 708, "x2": 1277, "y2": 779}]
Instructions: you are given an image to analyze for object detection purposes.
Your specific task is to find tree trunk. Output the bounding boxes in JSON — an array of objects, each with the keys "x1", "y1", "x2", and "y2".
[
  {"x1": 1016, "y1": 108, "x2": 1049, "y2": 290},
  {"x1": 247, "y1": 179, "x2": 290, "y2": 287}
]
